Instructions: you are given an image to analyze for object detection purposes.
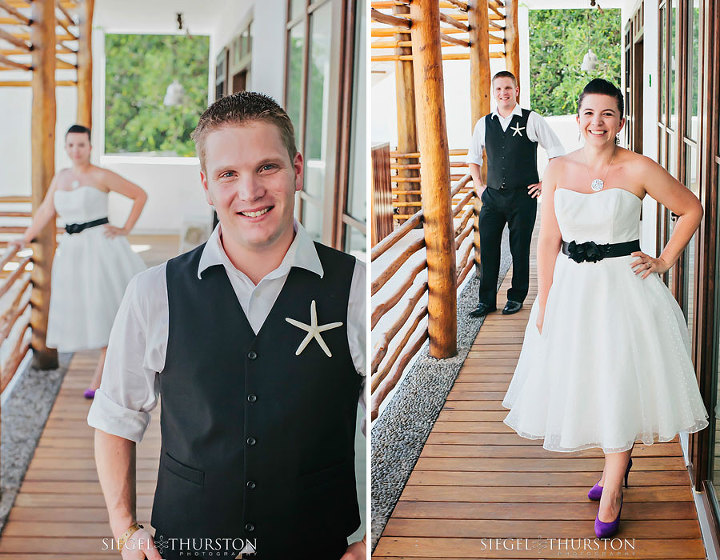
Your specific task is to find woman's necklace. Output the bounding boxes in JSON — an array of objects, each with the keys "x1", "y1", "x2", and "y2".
[{"x1": 582, "y1": 147, "x2": 617, "y2": 192}]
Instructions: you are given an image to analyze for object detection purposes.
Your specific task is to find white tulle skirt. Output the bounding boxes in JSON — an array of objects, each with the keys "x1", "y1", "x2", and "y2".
[
  {"x1": 502, "y1": 253, "x2": 709, "y2": 453},
  {"x1": 46, "y1": 227, "x2": 146, "y2": 352}
]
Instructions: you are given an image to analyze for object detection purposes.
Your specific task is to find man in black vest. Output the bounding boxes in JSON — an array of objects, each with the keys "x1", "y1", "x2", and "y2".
[
  {"x1": 89, "y1": 93, "x2": 366, "y2": 560},
  {"x1": 468, "y1": 71, "x2": 564, "y2": 318}
]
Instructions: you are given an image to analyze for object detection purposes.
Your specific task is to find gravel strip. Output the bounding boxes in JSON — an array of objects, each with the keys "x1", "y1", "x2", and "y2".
[
  {"x1": 371, "y1": 229, "x2": 513, "y2": 549},
  {"x1": 0, "y1": 353, "x2": 72, "y2": 533}
]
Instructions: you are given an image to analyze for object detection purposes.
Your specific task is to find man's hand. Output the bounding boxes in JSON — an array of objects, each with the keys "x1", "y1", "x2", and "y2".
[
  {"x1": 121, "y1": 526, "x2": 163, "y2": 560},
  {"x1": 340, "y1": 537, "x2": 366, "y2": 560},
  {"x1": 528, "y1": 182, "x2": 542, "y2": 198},
  {"x1": 474, "y1": 182, "x2": 486, "y2": 199}
]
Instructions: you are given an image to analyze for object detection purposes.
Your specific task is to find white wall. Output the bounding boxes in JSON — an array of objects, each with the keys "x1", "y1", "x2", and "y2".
[{"x1": 0, "y1": 73, "x2": 78, "y2": 197}]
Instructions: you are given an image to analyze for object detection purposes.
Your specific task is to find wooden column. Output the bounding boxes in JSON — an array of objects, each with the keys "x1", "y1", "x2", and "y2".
[
  {"x1": 468, "y1": 0, "x2": 490, "y2": 125},
  {"x1": 505, "y1": 0, "x2": 520, "y2": 92},
  {"x1": 76, "y1": 0, "x2": 94, "y2": 128},
  {"x1": 393, "y1": 4, "x2": 420, "y2": 222},
  {"x1": 30, "y1": 0, "x2": 58, "y2": 370},
  {"x1": 410, "y1": 0, "x2": 456, "y2": 358},
  {"x1": 469, "y1": 0, "x2": 490, "y2": 270}
]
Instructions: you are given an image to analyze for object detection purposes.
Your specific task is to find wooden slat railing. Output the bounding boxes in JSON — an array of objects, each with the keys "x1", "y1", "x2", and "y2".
[
  {"x1": 370, "y1": 0, "x2": 509, "y2": 62},
  {"x1": 0, "y1": 244, "x2": 33, "y2": 393},
  {"x1": 370, "y1": 173, "x2": 478, "y2": 420},
  {"x1": 389, "y1": 149, "x2": 471, "y2": 222}
]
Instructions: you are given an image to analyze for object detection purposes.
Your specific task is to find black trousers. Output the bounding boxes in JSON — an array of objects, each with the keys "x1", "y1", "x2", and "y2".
[{"x1": 477, "y1": 187, "x2": 537, "y2": 307}]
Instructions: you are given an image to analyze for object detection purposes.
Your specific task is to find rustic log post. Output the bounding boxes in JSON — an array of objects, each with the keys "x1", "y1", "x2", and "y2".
[
  {"x1": 468, "y1": 0, "x2": 490, "y2": 270},
  {"x1": 393, "y1": 4, "x2": 420, "y2": 222},
  {"x1": 410, "y1": 0, "x2": 456, "y2": 358},
  {"x1": 76, "y1": 0, "x2": 94, "y2": 128},
  {"x1": 505, "y1": 0, "x2": 520, "y2": 94},
  {"x1": 30, "y1": 0, "x2": 58, "y2": 370}
]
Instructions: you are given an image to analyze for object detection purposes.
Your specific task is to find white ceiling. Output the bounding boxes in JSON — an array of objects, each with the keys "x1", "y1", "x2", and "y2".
[{"x1": 94, "y1": 0, "x2": 247, "y2": 35}]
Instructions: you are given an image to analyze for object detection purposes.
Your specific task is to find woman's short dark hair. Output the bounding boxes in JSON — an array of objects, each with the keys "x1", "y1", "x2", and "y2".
[
  {"x1": 66, "y1": 124, "x2": 91, "y2": 141},
  {"x1": 577, "y1": 79, "x2": 624, "y2": 117}
]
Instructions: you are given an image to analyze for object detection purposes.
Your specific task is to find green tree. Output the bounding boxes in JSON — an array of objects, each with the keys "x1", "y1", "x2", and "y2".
[
  {"x1": 529, "y1": 9, "x2": 621, "y2": 116},
  {"x1": 105, "y1": 34, "x2": 210, "y2": 156}
]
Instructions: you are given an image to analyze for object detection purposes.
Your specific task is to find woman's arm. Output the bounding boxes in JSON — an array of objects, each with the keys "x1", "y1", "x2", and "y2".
[
  {"x1": 632, "y1": 157, "x2": 702, "y2": 278},
  {"x1": 535, "y1": 158, "x2": 564, "y2": 332},
  {"x1": 101, "y1": 170, "x2": 147, "y2": 237},
  {"x1": 13, "y1": 176, "x2": 59, "y2": 248}
]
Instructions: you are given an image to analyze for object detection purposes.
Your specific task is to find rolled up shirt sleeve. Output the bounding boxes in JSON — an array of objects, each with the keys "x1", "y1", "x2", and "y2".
[
  {"x1": 466, "y1": 119, "x2": 485, "y2": 166},
  {"x1": 87, "y1": 264, "x2": 168, "y2": 443},
  {"x1": 527, "y1": 112, "x2": 565, "y2": 159}
]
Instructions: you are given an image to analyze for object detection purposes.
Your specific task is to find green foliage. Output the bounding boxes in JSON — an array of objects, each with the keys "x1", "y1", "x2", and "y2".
[
  {"x1": 529, "y1": 9, "x2": 621, "y2": 116},
  {"x1": 104, "y1": 34, "x2": 210, "y2": 156}
]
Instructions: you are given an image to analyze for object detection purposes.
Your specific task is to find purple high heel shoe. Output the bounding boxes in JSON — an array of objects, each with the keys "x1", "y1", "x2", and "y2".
[
  {"x1": 595, "y1": 495, "x2": 623, "y2": 538},
  {"x1": 83, "y1": 389, "x2": 96, "y2": 399},
  {"x1": 588, "y1": 457, "x2": 632, "y2": 501}
]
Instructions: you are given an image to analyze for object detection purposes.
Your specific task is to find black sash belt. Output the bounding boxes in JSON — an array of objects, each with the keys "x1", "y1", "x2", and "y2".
[
  {"x1": 65, "y1": 217, "x2": 109, "y2": 234},
  {"x1": 562, "y1": 239, "x2": 640, "y2": 263}
]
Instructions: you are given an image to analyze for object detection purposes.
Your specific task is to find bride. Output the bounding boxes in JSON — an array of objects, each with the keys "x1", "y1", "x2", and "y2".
[
  {"x1": 11, "y1": 124, "x2": 147, "y2": 397},
  {"x1": 502, "y1": 79, "x2": 708, "y2": 537}
]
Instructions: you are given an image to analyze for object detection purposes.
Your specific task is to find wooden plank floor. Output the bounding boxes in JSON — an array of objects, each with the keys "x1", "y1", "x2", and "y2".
[
  {"x1": 374, "y1": 246, "x2": 707, "y2": 558},
  {"x1": 0, "y1": 233, "x2": 177, "y2": 558},
  {"x1": 0, "y1": 349, "x2": 161, "y2": 557}
]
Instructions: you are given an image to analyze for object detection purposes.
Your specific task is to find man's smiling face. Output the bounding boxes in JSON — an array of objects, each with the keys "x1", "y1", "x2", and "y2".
[{"x1": 200, "y1": 121, "x2": 303, "y2": 254}]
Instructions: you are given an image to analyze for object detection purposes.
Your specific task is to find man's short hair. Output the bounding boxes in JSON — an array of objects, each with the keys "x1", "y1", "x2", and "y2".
[
  {"x1": 66, "y1": 124, "x2": 91, "y2": 141},
  {"x1": 492, "y1": 71, "x2": 517, "y2": 86},
  {"x1": 191, "y1": 92, "x2": 297, "y2": 172}
]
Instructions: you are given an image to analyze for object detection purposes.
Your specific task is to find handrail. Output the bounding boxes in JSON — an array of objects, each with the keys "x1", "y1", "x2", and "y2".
[{"x1": 370, "y1": 171, "x2": 480, "y2": 420}]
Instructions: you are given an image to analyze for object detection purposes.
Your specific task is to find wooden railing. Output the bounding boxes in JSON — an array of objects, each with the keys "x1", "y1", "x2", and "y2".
[
  {"x1": 370, "y1": 173, "x2": 478, "y2": 419},
  {"x1": 0, "y1": 196, "x2": 34, "y2": 392},
  {"x1": 370, "y1": 0, "x2": 510, "y2": 63},
  {"x1": 390, "y1": 148, "x2": 470, "y2": 222},
  {"x1": 0, "y1": 244, "x2": 32, "y2": 392}
]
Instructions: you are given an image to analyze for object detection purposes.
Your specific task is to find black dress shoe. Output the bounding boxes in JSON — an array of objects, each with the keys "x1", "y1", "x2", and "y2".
[
  {"x1": 469, "y1": 303, "x2": 497, "y2": 318},
  {"x1": 502, "y1": 300, "x2": 523, "y2": 315}
]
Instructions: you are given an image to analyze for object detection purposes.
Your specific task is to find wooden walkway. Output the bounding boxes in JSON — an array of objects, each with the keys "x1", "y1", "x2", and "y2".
[
  {"x1": 373, "y1": 260, "x2": 707, "y2": 558},
  {"x1": 0, "y1": 235, "x2": 175, "y2": 558},
  {"x1": 0, "y1": 350, "x2": 161, "y2": 558}
]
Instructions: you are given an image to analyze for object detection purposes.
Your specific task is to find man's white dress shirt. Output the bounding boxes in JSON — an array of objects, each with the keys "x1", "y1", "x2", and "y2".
[
  {"x1": 466, "y1": 104, "x2": 565, "y2": 167},
  {"x1": 87, "y1": 222, "x2": 366, "y2": 443}
]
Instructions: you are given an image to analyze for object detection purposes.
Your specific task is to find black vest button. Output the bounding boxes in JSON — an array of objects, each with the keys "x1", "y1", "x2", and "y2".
[
  {"x1": 245, "y1": 523, "x2": 255, "y2": 532},
  {"x1": 246, "y1": 436, "x2": 257, "y2": 446},
  {"x1": 247, "y1": 351, "x2": 258, "y2": 360},
  {"x1": 247, "y1": 394, "x2": 257, "y2": 403},
  {"x1": 246, "y1": 480, "x2": 256, "y2": 489}
]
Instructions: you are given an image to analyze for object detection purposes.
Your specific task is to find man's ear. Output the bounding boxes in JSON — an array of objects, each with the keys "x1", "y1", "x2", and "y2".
[
  {"x1": 200, "y1": 170, "x2": 213, "y2": 206},
  {"x1": 293, "y1": 152, "x2": 304, "y2": 193}
]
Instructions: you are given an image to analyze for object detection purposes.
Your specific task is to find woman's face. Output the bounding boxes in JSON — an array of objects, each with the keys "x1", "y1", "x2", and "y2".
[
  {"x1": 576, "y1": 94, "x2": 625, "y2": 146},
  {"x1": 65, "y1": 132, "x2": 92, "y2": 164}
]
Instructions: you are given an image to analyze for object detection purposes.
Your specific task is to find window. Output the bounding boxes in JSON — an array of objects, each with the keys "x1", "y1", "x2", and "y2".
[
  {"x1": 104, "y1": 34, "x2": 210, "y2": 157},
  {"x1": 284, "y1": 0, "x2": 366, "y2": 254}
]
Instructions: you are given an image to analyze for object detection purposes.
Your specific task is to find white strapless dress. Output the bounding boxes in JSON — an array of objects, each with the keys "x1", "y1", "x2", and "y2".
[
  {"x1": 46, "y1": 187, "x2": 146, "y2": 352},
  {"x1": 503, "y1": 188, "x2": 708, "y2": 452}
]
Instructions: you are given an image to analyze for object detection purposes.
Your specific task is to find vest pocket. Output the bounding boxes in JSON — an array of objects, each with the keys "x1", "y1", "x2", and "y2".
[
  {"x1": 299, "y1": 459, "x2": 350, "y2": 489},
  {"x1": 162, "y1": 452, "x2": 205, "y2": 487}
]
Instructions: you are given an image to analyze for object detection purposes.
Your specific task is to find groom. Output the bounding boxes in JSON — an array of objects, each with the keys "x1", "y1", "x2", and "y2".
[
  {"x1": 468, "y1": 71, "x2": 564, "y2": 317},
  {"x1": 88, "y1": 92, "x2": 366, "y2": 560}
]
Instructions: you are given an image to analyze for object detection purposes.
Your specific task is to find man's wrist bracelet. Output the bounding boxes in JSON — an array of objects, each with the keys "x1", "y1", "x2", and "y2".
[{"x1": 118, "y1": 522, "x2": 143, "y2": 550}]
